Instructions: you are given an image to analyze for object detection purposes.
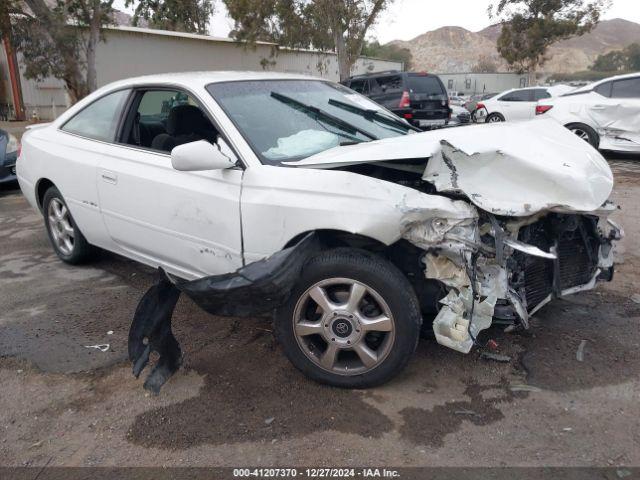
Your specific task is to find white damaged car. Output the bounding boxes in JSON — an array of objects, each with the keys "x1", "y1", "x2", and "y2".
[
  {"x1": 536, "y1": 72, "x2": 640, "y2": 152},
  {"x1": 17, "y1": 72, "x2": 622, "y2": 388}
]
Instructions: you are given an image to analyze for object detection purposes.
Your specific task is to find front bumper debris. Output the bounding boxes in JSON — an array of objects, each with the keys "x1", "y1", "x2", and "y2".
[
  {"x1": 401, "y1": 205, "x2": 623, "y2": 354},
  {"x1": 129, "y1": 234, "x2": 320, "y2": 393}
]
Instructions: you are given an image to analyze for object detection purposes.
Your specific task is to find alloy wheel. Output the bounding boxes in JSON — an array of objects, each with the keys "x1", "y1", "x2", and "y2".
[
  {"x1": 47, "y1": 198, "x2": 75, "y2": 256},
  {"x1": 292, "y1": 278, "x2": 395, "y2": 376},
  {"x1": 570, "y1": 128, "x2": 590, "y2": 142}
]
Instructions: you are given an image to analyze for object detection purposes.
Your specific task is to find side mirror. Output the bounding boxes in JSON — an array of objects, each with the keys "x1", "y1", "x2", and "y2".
[{"x1": 171, "y1": 139, "x2": 237, "y2": 171}]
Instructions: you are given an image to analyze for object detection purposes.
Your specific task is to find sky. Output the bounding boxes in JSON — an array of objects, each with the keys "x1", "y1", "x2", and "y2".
[{"x1": 114, "y1": 0, "x2": 640, "y2": 43}]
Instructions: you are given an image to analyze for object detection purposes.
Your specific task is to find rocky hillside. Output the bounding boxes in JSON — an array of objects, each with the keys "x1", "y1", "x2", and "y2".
[{"x1": 389, "y1": 18, "x2": 640, "y2": 74}]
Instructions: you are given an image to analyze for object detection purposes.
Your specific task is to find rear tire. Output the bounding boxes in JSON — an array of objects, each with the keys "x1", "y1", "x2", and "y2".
[
  {"x1": 486, "y1": 113, "x2": 505, "y2": 123},
  {"x1": 275, "y1": 248, "x2": 422, "y2": 388},
  {"x1": 565, "y1": 122, "x2": 599, "y2": 148},
  {"x1": 43, "y1": 186, "x2": 95, "y2": 264}
]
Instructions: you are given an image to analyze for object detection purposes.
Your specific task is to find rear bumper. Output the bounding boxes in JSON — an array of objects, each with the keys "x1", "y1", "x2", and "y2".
[
  {"x1": 391, "y1": 108, "x2": 449, "y2": 130},
  {"x1": 472, "y1": 107, "x2": 489, "y2": 123}
]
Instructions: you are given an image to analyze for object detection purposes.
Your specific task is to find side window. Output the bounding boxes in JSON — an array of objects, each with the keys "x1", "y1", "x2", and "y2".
[
  {"x1": 534, "y1": 89, "x2": 551, "y2": 100},
  {"x1": 500, "y1": 89, "x2": 533, "y2": 102},
  {"x1": 123, "y1": 89, "x2": 218, "y2": 152},
  {"x1": 594, "y1": 81, "x2": 612, "y2": 98},
  {"x1": 349, "y1": 79, "x2": 369, "y2": 94},
  {"x1": 611, "y1": 78, "x2": 640, "y2": 99},
  {"x1": 61, "y1": 89, "x2": 129, "y2": 142},
  {"x1": 373, "y1": 75, "x2": 403, "y2": 94}
]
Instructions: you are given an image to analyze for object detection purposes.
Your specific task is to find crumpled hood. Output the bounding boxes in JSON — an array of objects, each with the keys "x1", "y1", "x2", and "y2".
[{"x1": 287, "y1": 118, "x2": 613, "y2": 217}]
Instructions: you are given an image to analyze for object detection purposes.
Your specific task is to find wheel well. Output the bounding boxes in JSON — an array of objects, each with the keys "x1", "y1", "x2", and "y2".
[
  {"x1": 284, "y1": 230, "x2": 445, "y2": 315},
  {"x1": 284, "y1": 229, "x2": 387, "y2": 252},
  {"x1": 35, "y1": 178, "x2": 55, "y2": 212},
  {"x1": 564, "y1": 122, "x2": 600, "y2": 148}
]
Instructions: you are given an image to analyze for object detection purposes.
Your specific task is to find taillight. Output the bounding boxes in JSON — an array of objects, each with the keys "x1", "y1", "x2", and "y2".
[
  {"x1": 399, "y1": 91, "x2": 411, "y2": 108},
  {"x1": 536, "y1": 105, "x2": 553, "y2": 115},
  {"x1": 476, "y1": 102, "x2": 485, "y2": 110}
]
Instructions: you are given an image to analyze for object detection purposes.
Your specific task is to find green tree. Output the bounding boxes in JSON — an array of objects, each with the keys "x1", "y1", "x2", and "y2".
[
  {"x1": 224, "y1": 0, "x2": 393, "y2": 81},
  {"x1": 623, "y1": 43, "x2": 640, "y2": 70},
  {"x1": 590, "y1": 42, "x2": 640, "y2": 72},
  {"x1": 590, "y1": 49, "x2": 627, "y2": 71},
  {"x1": 361, "y1": 39, "x2": 412, "y2": 69},
  {"x1": 125, "y1": 0, "x2": 215, "y2": 34},
  {"x1": 1, "y1": 0, "x2": 115, "y2": 102},
  {"x1": 490, "y1": 0, "x2": 610, "y2": 75}
]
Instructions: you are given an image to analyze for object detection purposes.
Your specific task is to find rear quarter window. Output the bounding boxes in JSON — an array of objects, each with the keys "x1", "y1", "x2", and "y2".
[
  {"x1": 348, "y1": 79, "x2": 369, "y2": 94},
  {"x1": 534, "y1": 89, "x2": 551, "y2": 100},
  {"x1": 594, "y1": 82, "x2": 612, "y2": 98}
]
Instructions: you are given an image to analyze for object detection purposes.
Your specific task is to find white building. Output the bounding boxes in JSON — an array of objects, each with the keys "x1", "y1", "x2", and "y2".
[
  {"x1": 0, "y1": 26, "x2": 402, "y2": 121},
  {"x1": 437, "y1": 72, "x2": 532, "y2": 96}
]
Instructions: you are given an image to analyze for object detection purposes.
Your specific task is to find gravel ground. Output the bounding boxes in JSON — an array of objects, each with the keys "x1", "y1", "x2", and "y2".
[{"x1": 0, "y1": 145, "x2": 638, "y2": 468}]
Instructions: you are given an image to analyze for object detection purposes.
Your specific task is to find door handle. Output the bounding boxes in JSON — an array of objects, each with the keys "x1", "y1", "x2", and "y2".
[{"x1": 101, "y1": 170, "x2": 118, "y2": 184}]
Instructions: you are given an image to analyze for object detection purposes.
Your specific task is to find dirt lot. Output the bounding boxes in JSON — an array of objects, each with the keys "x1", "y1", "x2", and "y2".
[{"x1": 0, "y1": 146, "x2": 639, "y2": 468}]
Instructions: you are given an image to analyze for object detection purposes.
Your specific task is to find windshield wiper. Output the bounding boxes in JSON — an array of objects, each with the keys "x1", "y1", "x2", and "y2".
[
  {"x1": 271, "y1": 92, "x2": 378, "y2": 141},
  {"x1": 328, "y1": 98, "x2": 422, "y2": 133}
]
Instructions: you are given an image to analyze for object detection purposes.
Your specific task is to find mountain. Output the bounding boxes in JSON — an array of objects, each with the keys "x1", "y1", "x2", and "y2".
[{"x1": 389, "y1": 18, "x2": 640, "y2": 74}]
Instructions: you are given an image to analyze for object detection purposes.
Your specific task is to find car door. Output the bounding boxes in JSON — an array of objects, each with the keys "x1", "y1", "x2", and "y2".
[
  {"x1": 96, "y1": 87, "x2": 244, "y2": 280},
  {"x1": 497, "y1": 89, "x2": 536, "y2": 121},
  {"x1": 54, "y1": 88, "x2": 132, "y2": 247},
  {"x1": 585, "y1": 77, "x2": 640, "y2": 149}
]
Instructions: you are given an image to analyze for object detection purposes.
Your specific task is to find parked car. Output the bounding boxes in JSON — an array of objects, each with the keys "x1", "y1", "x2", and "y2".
[
  {"x1": 536, "y1": 72, "x2": 640, "y2": 152},
  {"x1": 0, "y1": 128, "x2": 19, "y2": 185},
  {"x1": 17, "y1": 72, "x2": 621, "y2": 388},
  {"x1": 447, "y1": 104, "x2": 471, "y2": 126},
  {"x1": 342, "y1": 71, "x2": 450, "y2": 130},
  {"x1": 474, "y1": 85, "x2": 575, "y2": 123},
  {"x1": 448, "y1": 95, "x2": 467, "y2": 107},
  {"x1": 448, "y1": 91, "x2": 468, "y2": 100}
]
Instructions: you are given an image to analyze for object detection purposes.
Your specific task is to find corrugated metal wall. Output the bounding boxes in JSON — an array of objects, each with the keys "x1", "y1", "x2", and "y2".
[
  {"x1": 437, "y1": 72, "x2": 530, "y2": 96},
  {"x1": 9, "y1": 26, "x2": 401, "y2": 121}
]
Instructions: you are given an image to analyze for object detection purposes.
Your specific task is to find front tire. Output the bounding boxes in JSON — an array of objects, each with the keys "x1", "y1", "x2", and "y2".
[
  {"x1": 275, "y1": 248, "x2": 422, "y2": 388},
  {"x1": 43, "y1": 186, "x2": 95, "y2": 264},
  {"x1": 565, "y1": 122, "x2": 599, "y2": 148}
]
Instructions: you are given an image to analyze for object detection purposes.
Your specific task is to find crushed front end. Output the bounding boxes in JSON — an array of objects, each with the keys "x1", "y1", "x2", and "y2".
[{"x1": 401, "y1": 203, "x2": 623, "y2": 354}]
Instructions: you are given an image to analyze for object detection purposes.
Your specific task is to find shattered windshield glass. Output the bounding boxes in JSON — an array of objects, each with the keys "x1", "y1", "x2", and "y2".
[{"x1": 207, "y1": 80, "x2": 412, "y2": 164}]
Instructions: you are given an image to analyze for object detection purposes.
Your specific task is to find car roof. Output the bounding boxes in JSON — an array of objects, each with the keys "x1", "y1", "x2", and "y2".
[
  {"x1": 100, "y1": 71, "x2": 327, "y2": 91},
  {"x1": 347, "y1": 71, "x2": 438, "y2": 81},
  {"x1": 570, "y1": 72, "x2": 640, "y2": 94}
]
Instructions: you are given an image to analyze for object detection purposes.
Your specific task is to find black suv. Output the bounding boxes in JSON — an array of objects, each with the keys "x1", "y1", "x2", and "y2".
[{"x1": 342, "y1": 71, "x2": 451, "y2": 130}]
